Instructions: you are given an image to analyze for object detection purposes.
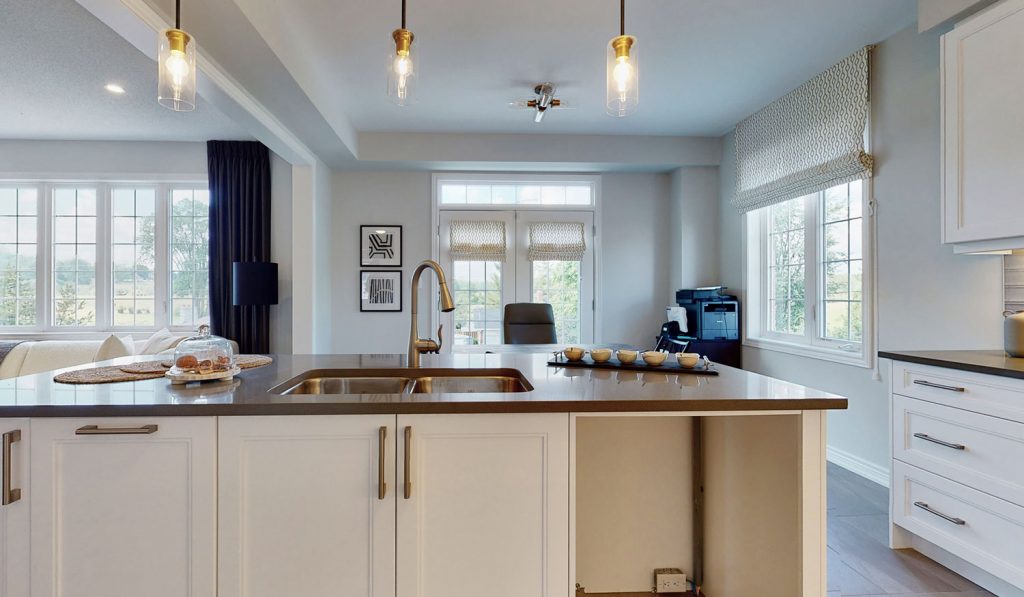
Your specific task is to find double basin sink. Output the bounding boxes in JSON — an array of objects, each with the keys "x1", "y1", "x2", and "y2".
[{"x1": 270, "y1": 368, "x2": 533, "y2": 395}]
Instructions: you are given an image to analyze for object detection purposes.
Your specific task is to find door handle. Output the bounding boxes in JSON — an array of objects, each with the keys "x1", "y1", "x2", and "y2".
[
  {"x1": 75, "y1": 424, "x2": 158, "y2": 435},
  {"x1": 913, "y1": 432, "x2": 966, "y2": 451},
  {"x1": 404, "y1": 426, "x2": 412, "y2": 500},
  {"x1": 914, "y1": 501, "x2": 966, "y2": 526},
  {"x1": 912, "y1": 379, "x2": 965, "y2": 393},
  {"x1": 2, "y1": 430, "x2": 21, "y2": 506},
  {"x1": 378, "y1": 426, "x2": 388, "y2": 500}
]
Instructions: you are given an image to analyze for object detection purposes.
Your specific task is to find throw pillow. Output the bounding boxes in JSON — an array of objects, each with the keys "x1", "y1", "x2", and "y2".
[
  {"x1": 95, "y1": 334, "x2": 135, "y2": 361},
  {"x1": 140, "y1": 328, "x2": 186, "y2": 355}
]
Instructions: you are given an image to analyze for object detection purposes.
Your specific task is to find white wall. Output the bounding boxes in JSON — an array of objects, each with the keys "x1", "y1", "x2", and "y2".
[
  {"x1": 669, "y1": 167, "x2": 721, "y2": 291},
  {"x1": 716, "y1": 24, "x2": 1004, "y2": 480},
  {"x1": 0, "y1": 140, "x2": 207, "y2": 179},
  {"x1": 269, "y1": 152, "x2": 293, "y2": 354},
  {"x1": 328, "y1": 170, "x2": 675, "y2": 353}
]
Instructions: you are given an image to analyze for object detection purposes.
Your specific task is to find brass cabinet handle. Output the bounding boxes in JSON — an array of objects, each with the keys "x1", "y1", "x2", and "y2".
[
  {"x1": 378, "y1": 426, "x2": 388, "y2": 500},
  {"x1": 2, "y1": 430, "x2": 21, "y2": 506},
  {"x1": 912, "y1": 379, "x2": 965, "y2": 393},
  {"x1": 404, "y1": 426, "x2": 412, "y2": 500},
  {"x1": 75, "y1": 424, "x2": 158, "y2": 435},
  {"x1": 914, "y1": 501, "x2": 966, "y2": 526},
  {"x1": 913, "y1": 432, "x2": 966, "y2": 451}
]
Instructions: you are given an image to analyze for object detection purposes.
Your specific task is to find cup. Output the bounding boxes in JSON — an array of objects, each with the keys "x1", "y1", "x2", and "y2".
[
  {"x1": 615, "y1": 349, "x2": 639, "y2": 364},
  {"x1": 589, "y1": 348, "x2": 613, "y2": 363},
  {"x1": 676, "y1": 352, "x2": 701, "y2": 368},
  {"x1": 563, "y1": 347, "x2": 585, "y2": 362},
  {"x1": 641, "y1": 351, "x2": 667, "y2": 366}
]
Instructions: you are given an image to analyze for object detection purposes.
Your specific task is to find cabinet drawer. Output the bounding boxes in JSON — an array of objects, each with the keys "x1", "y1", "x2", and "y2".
[
  {"x1": 893, "y1": 394, "x2": 1024, "y2": 506},
  {"x1": 892, "y1": 461, "x2": 1024, "y2": 589},
  {"x1": 892, "y1": 362, "x2": 1024, "y2": 423}
]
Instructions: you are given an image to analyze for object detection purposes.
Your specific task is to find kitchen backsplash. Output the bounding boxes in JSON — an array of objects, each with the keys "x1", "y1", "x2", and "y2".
[{"x1": 1005, "y1": 253, "x2": 1024, "y2": 313}]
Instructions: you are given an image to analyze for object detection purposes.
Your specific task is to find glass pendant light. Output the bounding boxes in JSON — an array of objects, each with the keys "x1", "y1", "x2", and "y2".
[
  {"x1": 388, "y1": 0, "x2": 416, "y2": 106},
  {"x1": 606, "y1": 0, "x2": 638, "y2": 117},
  {"x1": 158, "y1": 0, "x2": 197, "y2": 112}
]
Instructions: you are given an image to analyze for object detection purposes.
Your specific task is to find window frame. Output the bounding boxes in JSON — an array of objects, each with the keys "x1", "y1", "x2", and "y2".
[
  {"x1": 0, "y1": 179, "x2": 207, "y2": 338},
  {"x1": 743, "y1": 179, "x2": 876, "y2": 368}
]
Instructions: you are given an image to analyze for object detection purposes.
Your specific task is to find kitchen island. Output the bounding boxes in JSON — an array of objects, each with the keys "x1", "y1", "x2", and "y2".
[{"x1": 0, "y1": 353, "x2": 845, "y2": 597}]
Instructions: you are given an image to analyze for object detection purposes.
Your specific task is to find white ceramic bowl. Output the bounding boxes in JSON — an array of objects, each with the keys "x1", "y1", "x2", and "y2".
[
  {"x1": 676, "y1": 352, "x2": 701, "y2": 368},
  {"x1": 641, "y1": 351, "x2": 668, "y2": 366},
  {"x1": 616, "y1": 349, "x2": 639, "y2": 364},
  {"x1": 590, "y1": 348, "x2": 613, "y2": 363},
  {"x1": 563, "y1": 347, "x2": 585, "y2": 361}
]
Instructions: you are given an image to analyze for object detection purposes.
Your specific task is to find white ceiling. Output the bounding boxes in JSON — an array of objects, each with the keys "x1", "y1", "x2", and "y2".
[
  {"x1": 0, "y1": 0, "x2": 251, "y2": 142},
  {"x1": 230, "y1": 0, "x2": 917, "y2": 136}
]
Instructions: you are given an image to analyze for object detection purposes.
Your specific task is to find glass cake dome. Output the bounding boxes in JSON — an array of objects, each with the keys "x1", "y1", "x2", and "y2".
[{"x1": 171, "y1": 324, "x2": 235, "y2": 374}]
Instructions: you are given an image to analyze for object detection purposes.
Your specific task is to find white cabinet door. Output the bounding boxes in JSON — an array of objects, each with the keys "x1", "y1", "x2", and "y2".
[
  {"x1": 942, "y1": 0, "x2": 1024, "y2": 246},
  {"x1": 0, "y1": 420, "x2": 28, "y2": 597},
  {"x1": 30, "y1": 417, "x2": 216, "y2": 597},
  {"x1": 397, "y1": 413, "x2": 569, "y2": 597},
  {"x1": 219, "y1": 415, "x2": 396, "y2": 597}
]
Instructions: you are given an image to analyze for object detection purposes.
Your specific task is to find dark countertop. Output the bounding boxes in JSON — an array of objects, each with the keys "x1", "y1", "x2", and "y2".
[
  {"x1": 879, "y1": 349, "x2": 1024, "y2": 381},
  {"x1": 0, "y1": 353, "x2": 847, "y2": 417}
]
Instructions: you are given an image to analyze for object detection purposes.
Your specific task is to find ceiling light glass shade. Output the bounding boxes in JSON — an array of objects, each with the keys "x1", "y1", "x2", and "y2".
[
  {"x1": 388, "y1": 29, "x2": 416, "y2": 106},
  {"x1": 158, "y1": 28, "x2": 197, "y2": 112},
  {"x1": 606, "y1": 35, "x2": 638, "y2": 117}
]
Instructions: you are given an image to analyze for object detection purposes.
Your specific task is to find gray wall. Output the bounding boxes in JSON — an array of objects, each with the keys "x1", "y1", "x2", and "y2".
[
  {"x1": 0, "y1": 140, "x2": 207, "y2": 178},
  {"x1": 269, "y1": 152, "x2": 293, "y2": 354},
  {"x1": 716, "y1": 24, "x2": 1004, "y2": 478}
]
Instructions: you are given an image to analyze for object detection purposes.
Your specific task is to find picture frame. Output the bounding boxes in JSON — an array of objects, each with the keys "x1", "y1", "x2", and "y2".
[
  {"x1": 360, "y1": 270, "x2": 403, "y2": 312},
  {"x1": 360, "y1": 225, "x2": 403, "y2": 267}
]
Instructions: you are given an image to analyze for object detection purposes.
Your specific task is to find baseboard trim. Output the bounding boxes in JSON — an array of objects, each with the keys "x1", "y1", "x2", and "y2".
[{"x1": 827, "y1": 446, "x2": 890, "y2": 488}]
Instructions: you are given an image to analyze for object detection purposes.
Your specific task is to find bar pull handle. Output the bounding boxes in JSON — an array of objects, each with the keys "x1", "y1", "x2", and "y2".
[
  {"x1": 913, "y1": 432, "x2": 966, "y2": 451},
  {"x1": 914, "y1": 501, "x2": 966, "y2": 526},
  {"x1": 378, "y1": 426, "x2": 388, "y2": 500},
  {"x1": 75, "y1": 424, "x2": 158, "y2": 435},
  {"x1": 403, "y1": 426, "x2": 412, "y2": 500},
  {"x1": 2, "y1": 430, "x2": 21, "y2": 506},
  {"x1": 912, "y1": 379, "x2": 965, "y2": 393}
]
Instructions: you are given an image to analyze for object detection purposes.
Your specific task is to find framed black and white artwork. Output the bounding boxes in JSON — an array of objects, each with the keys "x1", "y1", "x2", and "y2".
[
  {"x1": 360, "y1": 225, "x2": 402, "y2": 267},
  {"x1": 360, "y1": 270, "x2": 402, "y2": 312}
]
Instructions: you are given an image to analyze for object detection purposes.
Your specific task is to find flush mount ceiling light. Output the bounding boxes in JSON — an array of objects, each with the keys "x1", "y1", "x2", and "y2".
[
  {"x1": 104, "y1": 83, "x2": 126, "y2": 95},
  {"x1": 606, "y1": 0, "x2": 638, "y2": 117},
  {"x1": 387, "y1": 0, "x2": 416, "y2": 106},
  {"x1": 158, "y1": 0, "x2": 196, "y2": 112}
]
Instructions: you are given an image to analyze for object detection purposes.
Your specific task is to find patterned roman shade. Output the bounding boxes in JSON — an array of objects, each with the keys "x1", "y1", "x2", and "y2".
[
  {"x1": 528, "y1": 222, "x2": 586, "y2": 261},
  {"x1": 449, "y1": 220, "x2": 507, "y2": 262},
  {"x1": 732, "y1": 47, "x2": 873, "y2": 213}
]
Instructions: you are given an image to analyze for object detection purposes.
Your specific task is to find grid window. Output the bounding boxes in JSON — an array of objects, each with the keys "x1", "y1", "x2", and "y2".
[
  {"x1": 531, "y1": 260, "x2": 581, "y2": 343},
  {"x1": 439, "y1": 182, "x2": 594, "y2": 206},
  {"x1": 451, "y1": 260, "x2": 503, "y2": 346},
  {"x1": 170, "y1": 188, "x2": 210, "y2": 327},
  {"x1": 0, "y1": 187, "x2": 38, "y2": 326},
  {"x1": 52, "y1": 187, "x2": 97, "y2": 327},
  {"x1": 111, "y1": 188, "x2": 157, "y2": 327},
  {"x1": 766, "y1": 196, "x2": 806, "y2": 336},
  {"x1": 821, "y1": 181, "x2": 864, "y2": 343}
]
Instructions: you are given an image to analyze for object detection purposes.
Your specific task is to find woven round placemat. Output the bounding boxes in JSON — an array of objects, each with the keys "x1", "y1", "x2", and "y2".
[{"x1": 54, "y1": 366, "x2": 166, "y2": 385}]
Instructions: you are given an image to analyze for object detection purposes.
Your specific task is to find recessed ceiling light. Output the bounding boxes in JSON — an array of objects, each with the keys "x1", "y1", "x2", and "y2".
[{"x1": 104, "y1": 83, "x2": 126, "y2": 95}]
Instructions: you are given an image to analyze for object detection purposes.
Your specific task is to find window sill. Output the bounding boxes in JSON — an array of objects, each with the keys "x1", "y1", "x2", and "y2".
[{"x1": 743, "y1": 336, "x2": 873, "y2": 369}]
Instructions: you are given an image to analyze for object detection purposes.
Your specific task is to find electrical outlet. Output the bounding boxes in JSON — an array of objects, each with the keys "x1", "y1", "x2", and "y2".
[{"x1": 654, "y1": 568, "x2": 687, "y2": 593}]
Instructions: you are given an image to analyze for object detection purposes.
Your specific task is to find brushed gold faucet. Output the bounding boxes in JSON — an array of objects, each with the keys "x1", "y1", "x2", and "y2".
[{"x1": 408, "y1": 259, "x2": 456, "y2": 367}]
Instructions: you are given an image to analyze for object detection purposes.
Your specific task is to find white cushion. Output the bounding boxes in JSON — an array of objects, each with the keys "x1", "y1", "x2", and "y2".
[
  {"x1": 139, "y1": 328, "x2": 185, "y2": 355},
  {"x1": 95, "y1": 335, "x2": 135, "y2": 362},
  {"x1": 0, "y1": 343, "x2": 31, "y2": 380},
  {"x1": 18, "y1": 341, "x2": 105, "y2": 377}
]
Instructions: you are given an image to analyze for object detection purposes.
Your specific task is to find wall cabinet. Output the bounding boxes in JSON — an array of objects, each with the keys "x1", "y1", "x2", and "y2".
[
  {"x1": 29, "y1": 417, "x2": 216, "y2": 597},
  {"x1": 218, "y1": 415, "x2": 396, "y2": 597},
  {"x1": 942, "y1": 0, "x2": 1024, "y2": 252},
  {"x1": 0, "y1": 420, "x2": 28, "y2": 597}
]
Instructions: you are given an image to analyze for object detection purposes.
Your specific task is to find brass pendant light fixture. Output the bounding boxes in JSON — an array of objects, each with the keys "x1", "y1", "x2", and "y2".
[
  {"x1": 388, "y1": 0, "x2": 416, "y2": 106},
  {"x1": 158, "y1": 0, "x2": 197, "y2": 111},
  {"x1": 606, "y1": 0, "x2": 638, "y2": 117}
]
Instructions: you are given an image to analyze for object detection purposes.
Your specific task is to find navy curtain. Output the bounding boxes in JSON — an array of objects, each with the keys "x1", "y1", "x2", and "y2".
[{"x1": 207, "y1": 141, "x2": 271, "y2": 354}]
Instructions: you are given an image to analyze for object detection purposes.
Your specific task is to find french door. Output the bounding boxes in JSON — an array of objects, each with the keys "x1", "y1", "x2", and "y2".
[{"x1": 438, "y1": 210, "x2": 595, "y2": 349}]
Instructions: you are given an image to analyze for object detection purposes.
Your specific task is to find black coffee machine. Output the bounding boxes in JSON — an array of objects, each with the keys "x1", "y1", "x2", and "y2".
[{"x1": 655, "y1": 287, "x2": 742, "y2": 368}]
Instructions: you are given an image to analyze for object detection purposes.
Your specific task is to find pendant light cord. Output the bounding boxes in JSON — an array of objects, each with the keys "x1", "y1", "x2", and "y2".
[
  {"x1": 175, "y1": 0, "x2": 181, "y2": 29},
  {"x1": 620, "y1": 0, "x2": 625, "y2": 36},
  {"x1": 401, "y1": 0, "x2": 407, "y2": 29}
]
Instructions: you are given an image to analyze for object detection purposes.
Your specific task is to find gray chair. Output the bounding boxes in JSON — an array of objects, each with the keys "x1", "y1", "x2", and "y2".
[{"x1": 503, "y1": 303, "x2": 557, "y2": 344}]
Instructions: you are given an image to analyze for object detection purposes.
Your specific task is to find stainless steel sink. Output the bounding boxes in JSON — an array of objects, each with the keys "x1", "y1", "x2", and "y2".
[{"x1": 269, "y1": 368, "x2": 533, "y2": 395}]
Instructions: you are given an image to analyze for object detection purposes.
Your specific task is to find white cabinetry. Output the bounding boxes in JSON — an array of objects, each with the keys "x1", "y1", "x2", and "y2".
[
  {"x1": 29, "y1": 417, "x2": 216, "y2": 597},
  {"x1": 218, "y1": 415, "x2": 396, "y2": 597},
  {"x1": 397, "y1": 413, "x2": 569, "y2": 597},
  {"x1": 0, "y1": 420, "x2": 28, "y2": 597},
  {"x1": 942, "y1": 0, "x2": 1024, "y2": 251}
]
